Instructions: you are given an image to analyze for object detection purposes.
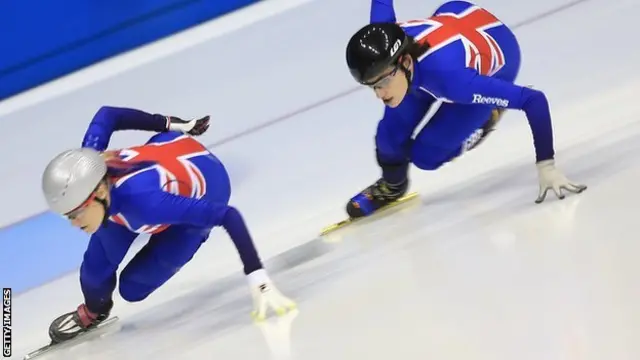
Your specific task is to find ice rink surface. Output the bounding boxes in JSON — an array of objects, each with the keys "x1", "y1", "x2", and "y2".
[{"x1": 6, "y1": 0, "x2": 640, "y2": 359}]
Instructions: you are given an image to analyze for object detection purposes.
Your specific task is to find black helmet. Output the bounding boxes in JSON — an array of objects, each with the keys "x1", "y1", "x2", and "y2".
[{"x1": 346, "y1": 23, "x2": 410, "y2": 84}]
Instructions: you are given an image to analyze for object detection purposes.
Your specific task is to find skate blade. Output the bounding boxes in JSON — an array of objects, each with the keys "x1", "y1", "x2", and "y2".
[
  {"x1": 23, "y1": 316, "x2": 119, "y2": 360},
  {"x1": 320, "y1": 192, "x2": 419, "y2": 236}
]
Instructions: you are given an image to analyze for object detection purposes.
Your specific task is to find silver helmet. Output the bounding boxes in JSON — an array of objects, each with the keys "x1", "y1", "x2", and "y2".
[{"x1": 42, "y1": 148, "x2": 107, "y2": 215}]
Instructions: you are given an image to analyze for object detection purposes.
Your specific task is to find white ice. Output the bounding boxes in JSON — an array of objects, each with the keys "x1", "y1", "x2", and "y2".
[{"x1": 7, "y1": 0, "x2": 640, "y2": 359}]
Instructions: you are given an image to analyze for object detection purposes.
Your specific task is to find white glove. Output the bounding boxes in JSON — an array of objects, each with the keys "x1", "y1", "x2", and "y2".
[
  {"x1": 535, "y1": 159, "x2": 587, "y2": 203},
  {"x1": 247, "y1": 269, "x2": 297, "y2": 321}
]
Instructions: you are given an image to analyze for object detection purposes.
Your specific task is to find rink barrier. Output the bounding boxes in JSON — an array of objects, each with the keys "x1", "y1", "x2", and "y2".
[
  {"x1": 0, "y1": 213, "x2": 90, "y2": 294},
  {"x1": 0, "y1": 0, "x2": 260, "y2": 101}
]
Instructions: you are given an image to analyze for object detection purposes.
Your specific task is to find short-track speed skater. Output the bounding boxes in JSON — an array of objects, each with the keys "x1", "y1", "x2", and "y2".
[
  {"x1": 24, "y1": 106, "x2": 296, "y2": 359},
  {"x1": 320, "y1": 0, "x2": 586, "y2": 235}
]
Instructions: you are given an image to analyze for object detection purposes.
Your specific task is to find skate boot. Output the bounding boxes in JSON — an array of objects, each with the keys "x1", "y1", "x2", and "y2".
[
  {"x1": 48, "y1": 303, "x2": 112, "y2": 344},
  {"x1": 346, "y1": 178, "x2": 409, "y2": 219}
]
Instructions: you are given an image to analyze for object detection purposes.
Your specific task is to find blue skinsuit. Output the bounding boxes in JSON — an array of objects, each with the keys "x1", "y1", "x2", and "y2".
[
  {"x1": 370, "y1": 0, "x2": 554, "y2": 181},
  {"x1": 77, "y1": 106, "x2": 261, "y2": 313}
]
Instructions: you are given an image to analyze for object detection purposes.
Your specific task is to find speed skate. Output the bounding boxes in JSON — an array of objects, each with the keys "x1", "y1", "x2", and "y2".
[
  {"x1": 23, "y1": 316, "x2": 119, "y2": 360},
  {"x1": 320, "y1": 192, "x2": 420, "y2": 236}
]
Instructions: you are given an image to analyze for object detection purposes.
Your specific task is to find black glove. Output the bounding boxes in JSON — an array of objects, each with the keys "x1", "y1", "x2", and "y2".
[{"x1": 167, "y1": 115, "x2": 210, "y2": 136}]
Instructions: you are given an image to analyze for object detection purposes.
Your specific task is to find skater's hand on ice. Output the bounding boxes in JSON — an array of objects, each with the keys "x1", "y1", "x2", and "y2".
[
  {"x1": 251, "y1": 283, "x2": 297, "y2": 322},
  {"x1": 535, "y1": 159, "x2": 587, "y2": 203},
  {"x1": 247, "y1": 270, "x2": 296, "y2": 321}
]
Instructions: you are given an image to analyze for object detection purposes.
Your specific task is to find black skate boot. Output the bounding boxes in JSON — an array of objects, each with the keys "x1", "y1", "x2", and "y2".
[
  {"x1": 346, "y1": 178, "x2": 409, "y2": 218},
  {"x1": 48, "y1": 302, "x2": 112, "y2": 344}
]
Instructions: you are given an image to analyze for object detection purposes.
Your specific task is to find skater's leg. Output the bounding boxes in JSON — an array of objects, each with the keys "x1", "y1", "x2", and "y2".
[
  {"x1": 80, "y1": 224, "x2": 139, "y2": 314},
  {"x1": 409, "y1": 13, "x2": 522, "y2": 169},
  {"x1": 345, "y1": 94, "x2": 436, "y2": 218},
  {"x1": 374, "y1": 93, "x2": 437, "y2": 184},
  {"x1": 408, "y1": 1, "x2": 522, "y2": 170},
  {"x1": 48, "y1": 224, "x2": 138, "y2": 343},
  {"x1": 410, "y1": 102, "x2": 495, "y2": 170},
  {"x1": 117, "y1": 225, "x2": 211, "y2": 302}
]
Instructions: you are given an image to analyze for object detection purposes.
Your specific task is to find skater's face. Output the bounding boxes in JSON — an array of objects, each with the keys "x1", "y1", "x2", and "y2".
[
  {"x1": 65, "y1": 182, "x2": 110, "y2": 234},
  {"x1": 366, "y1": 55, "x2": 413, "y2": 108}
]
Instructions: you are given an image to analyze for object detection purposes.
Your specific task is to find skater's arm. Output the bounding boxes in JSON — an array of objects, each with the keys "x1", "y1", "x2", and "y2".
[
  {"x1": 371, "y1": 0, "x2": 396, "y2": 23},
  {"x1": 79, "y1": 225, "x2": 137, "y2": 313},
  {"x1": 124, "y1": 191, "x2": 262, "y2": 274},
  {"x1": 432, "y1": 68, "x2": 555, "y2": 162},
  {"x1": 82, "y1": 106, "x2": 170, "y2": 151},
  {"x1": 215, "y1": 206, "x2": 263, "y2": 274}
]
